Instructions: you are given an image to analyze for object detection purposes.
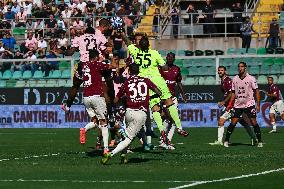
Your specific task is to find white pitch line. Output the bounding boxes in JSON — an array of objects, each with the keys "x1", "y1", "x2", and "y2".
[
  {"x1": 169, "y1": 167, "x2": 284, "y2": 189},
  {"x1": 0, "y1": 179, "x2": 198, "y2": 183},
  {"x1": 0, "y1": 153, "x2": 61, "y2": 162},
  {"x1": 0, "y1": 133, "x2": 57, "y2": 135}
]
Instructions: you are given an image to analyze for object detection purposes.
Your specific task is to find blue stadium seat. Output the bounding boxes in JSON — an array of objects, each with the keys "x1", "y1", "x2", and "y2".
[
  {"x1": 260, "y1": 65, "x2": 270, "y2": 75},
  {"x1": 50, "y1": 70, "x2": 62, "y2": 79},
  {"x1": 198, "y1": 77, "x2": 206, "y2": 85},
  {"x1": 22, "y1": 71, "x2": 32, "y2": 79},
  {"x1": 278, "y1": 75, "x2": 284, "y2": 84},
  {"x1": 33, "y1": 71, "x2": 44, "y2": 79},
  {"x1": 0, "y1": 80, "x2": 6, "y2": 88},
  {"x1": 257, "y1": 75, "x2": 267, "y2": 84},
  {"x1": 248, "y1": 65, "x2": 260, "y2": 75},
  {"x1": 61, "y1": 69, "x2": 71, "y2": 79},
  {"x1": 227, "y1": 48, "x2": 237, "y2": 55},
  {"x1": 183, "y1": 77, "x2": 197, "y2": 85},
  {"x1": 205, "y1": 76, "x2": 216, "y2": 85},
  {"x1": 270, "y1": 65, "x2": 281, "y2": 74},
  {"x1": 12, "y1": 71, "x2": 22, "y2": 80},
  {"x1": 2, "y1": 70, "x2": 12, "y2": 80}
]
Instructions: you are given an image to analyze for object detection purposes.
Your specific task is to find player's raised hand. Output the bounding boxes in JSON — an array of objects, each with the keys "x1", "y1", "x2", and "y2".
[
  {"x1": 218, "y1": 101, "x2": 225, "y2": 107},
  {"x1": 182, "y1": 95, "x2": 188, "y2": 103}
]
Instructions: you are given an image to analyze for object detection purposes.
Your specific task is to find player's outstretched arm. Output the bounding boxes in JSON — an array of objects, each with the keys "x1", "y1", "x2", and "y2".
[
  {"x1": 177, "y1": 82, "x2": 187, "y2": 103},
  {"x1": 121, "y1": 32, "x2": 132, "y2": 46}
]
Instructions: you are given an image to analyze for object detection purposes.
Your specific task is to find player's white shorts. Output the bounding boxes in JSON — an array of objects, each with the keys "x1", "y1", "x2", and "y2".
[
  {"x1": 125, "y1": 108, "x2": 147, "y2": 140},
  {"x1": 220, "y1": 108, "x2": 233, "y2": 120},
  {"x1": 269, "y1": 100, "x2": 284, "y2": 115},
  {"x1": 83, "y1": 96, "x2": 107, "y2": 120}
]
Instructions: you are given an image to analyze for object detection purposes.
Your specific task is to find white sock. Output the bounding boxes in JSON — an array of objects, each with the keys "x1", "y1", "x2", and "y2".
[
  {"x1": 111, "y1": 138, "x2": 131, "y2": 156},
  {"x1": 101, "y1": 126, "x2": 109, "y2": 149},
  {"x1": 163, "y1": 120, "x2": 168, "y2": 132},
  {"x1": 84, "y1": 122, "x2": 97, "y2": 132},
  {"x1": 167, "y1": 125, "x2": 176, "y2": 142},
  {"x1": 271, "y1": 122, "x2": 277, "y2": 131},
  {"x1": 218, "y1": 126, "x2": 224, "y2": 142},
  {"x1": 147, "y1": 136, "x2": 152, "y2": 144}
]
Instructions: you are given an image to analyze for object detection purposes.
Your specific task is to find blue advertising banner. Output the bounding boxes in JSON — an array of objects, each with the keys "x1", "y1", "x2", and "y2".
[{"x1": 0, "y1": 103, "x2": 282, "y2": 128}]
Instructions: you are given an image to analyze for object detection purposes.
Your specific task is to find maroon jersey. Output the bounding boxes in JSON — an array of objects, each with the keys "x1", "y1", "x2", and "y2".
[
  {"x1": 221, "y1": 76, "x2": 232, "y2": 106},
  {"x1": 81, "y1": 60, "x2": 110, "y2": 97},
  {"x1": 268, "y1": 83, "x2": 282, "y2": 103},
  {"x1": 159, "y1": 65, "x2": 182, "y2": 96},
  {"x1": 116, "y1": 75, "x2": 157, "y2": 110}
]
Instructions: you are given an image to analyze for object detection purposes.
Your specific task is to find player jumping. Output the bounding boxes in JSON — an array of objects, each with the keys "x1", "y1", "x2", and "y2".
[
  {"x1": 101, "y1": 63, "x2": 162, "y2": 164},
  {"x1": 122, "y1": 34, "x2": 188, "y2": 146}
]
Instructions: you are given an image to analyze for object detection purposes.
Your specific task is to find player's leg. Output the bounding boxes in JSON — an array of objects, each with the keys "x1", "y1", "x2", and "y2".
[
  {"x1": 93, "y1": 97, "x2": 109, "y2": 154},
  {"x1": 245, "y1": 106, "x2": 263, "y2": 147},
  {"x1": 102, "y1": 109, "x2": 147, "y2": 164},
  {"x1": 61, "y1": 76, "x2": 82, "y2": 112},
  {"x1": 238, "y1": 113, "x2": 257, "y2": 144},
  {"x1": 269, "y1": 102, "x2": 277, "y2": 133},
  {"x1": 224, "y1": 108, "x2": 241, "y2": 147}
]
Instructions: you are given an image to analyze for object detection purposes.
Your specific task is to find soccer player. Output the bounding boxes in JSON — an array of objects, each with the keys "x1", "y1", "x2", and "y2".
[
  {"x1": 62, "y1": 49, "x2": 116, "y2": 154},
  {"x1": 122, "y1": 34, "x2": 188, "y2": 145},
  {"x1": 159, "y1": 52, "x2": 187, "y2": 149},
  {"x1": 209, "y1": 66, "x2": 256, "y2": 146},
  {"x1": 101, "y1": 63, "x2": 162, "y2": 164},
  {"x1": 224, "y1": 62, "x2": 263, "y2": 147},
  {"x1": 266, "y1": 76, "x2": 284, "y2": 133}
]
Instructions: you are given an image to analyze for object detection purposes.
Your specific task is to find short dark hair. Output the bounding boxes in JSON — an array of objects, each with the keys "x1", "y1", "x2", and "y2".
[
  {"x1": 267, "y1": 76, "x2": 274, "y2": 80},
  {"x1": 89, "y1": 49, "x2": 99, "y2": 59},
  {"x1": 167, "y1": 52, "x2": 175, "y2": 59},
  {"x1": 218, "y1": 66, "x2": 226, "y2": 71},
  {"x1": 129, "y1": 63, "x2": 139, "y2": 75},
  {"x1": 238, "y1": 62, "x2": 247, "y2": 67},
  {"x1": 139, "y1": 36, "x2": 149, "y2": 52},
  {"x1": 85, "y1": 26, "x2": 95, "y2": 34},
  {"x1": 99, "y1": 18, "x2": 111, "y2": 28}
]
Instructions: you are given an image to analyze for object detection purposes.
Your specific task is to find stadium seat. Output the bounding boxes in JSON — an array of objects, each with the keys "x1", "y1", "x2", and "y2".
[
  {"x1": 215, "y1": 50, "x2": 224, "y2": 55},
  {"x1": 196, "y1": 67, "x2": 208, "y2": 76},
  {"x1": 13, "y1": 28, "x2": 26, "y2": 35},
  {"x1": 0, "y1": 72, "x2": 2, "y2": 79},
  {"x1": 207, "y1": 66, "x2": 216, "y2": 75},
  {"x1": 183, "y1": 77, "x2": 196, "y2": 85},
  {"x1": 237, "y1": 48, "x2": 247, "y2": 54},
  {"x1": 58, "y1": 79, "x2": 67, "y2": 87},
  {"x1": 195, "y1": 50, "x2": 204, "y2": 56},
  {"x1": 59, "y1": 61, "x2": 71, "y2": 69},
  {"x1": 175, "y1": 59, "x2": 184, "y2": 67},
  {"x1": 205, "y1": 50, "x2": 214, "y2": 56},
  {"x1": 177, "y1": 50, "x2": 185, "y2": 56},
  {"x1": 263, "y1": 58, "x2": 274, "y2": 66},
  {"x1": 257, "y1": 47, "x2": 266, "y2": 55},
  {"x1": 65, "y1": 79, "x2": 72, "y2": 87},
  {"x1": 181, "y1": 68, "x2": 189, "y2": 76},
  {"x1": 22, "y1": 71, "x2": 32, "y2": 79},
  {"x1": 15, "y1": 80, "x2": 26, "y2": 87},
  {"x1": 260, "y1": 64, "x2": 270, "y2": 74},
  {"x1": 12, "y1": 71, "x2": 22, "y2": 80},
  {"x1": 274, "y1": 58, "x2": 284, "y2": 65},
  {"x1": 205, "y1": 76, "x2": 216, "y2": 85},
  {"x1": 248, "y1": 65, "x2": 259, "y2": 75},
  {"x1": 46, "y1": 80, "x2": 58, "y2": 87},
  {"x1": 198, "y1": 77, "x2": 206, "y2": 85},
  {"x1": 247, "y1": 48, "x2": 257, "y2": 54},
  {"x1": 61, "y1": 69, "x2": 71, "y2": 79},
  {"x1": 270, "y1": 65, "x2": 281, "y2": 74},
  {"x1": 50, "y1": 70, "x2": 62, "y2": 79},
  {"x1": 0, "y1": 80, "x2": 6, "y2": 88},
  {"x1": 33, "y1": 71, "x2": 44, "y2": 79},
  {"x1": 185, "y1": 50, "x2": 194, "y2": 56},
  {"x1": 257, "y1": 75, "x2": 267, "y2": 84},
  {"x1": 36, "y1": 80, "x2": 46, "y2": 87},
  {"x1": 278, "y1": 75, "x2": 284, "y2": 84},
  {"x1": 266, "y1": 48, "x2": 275, "y2": 54},
  {"x1": 158, "y1": 50, "x2": 167, "y2": 56},
  {"x1": 227, "y1": 48, "x2": 237, "y2": 55},
  {"x1": 28, "y1": 80, "x2": 37, "y2": 87},
  {"x1": 275, "y1": 48, "x2": 284, "y2": 54},
  {"x1": 2, "y1": 70, "x2": 12, "y2": 80}
]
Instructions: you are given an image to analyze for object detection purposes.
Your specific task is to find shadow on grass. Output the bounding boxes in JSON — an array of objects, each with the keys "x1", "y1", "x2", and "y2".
[{"x1": 230, "y1": 142, "x2": 253, "y2": 146}]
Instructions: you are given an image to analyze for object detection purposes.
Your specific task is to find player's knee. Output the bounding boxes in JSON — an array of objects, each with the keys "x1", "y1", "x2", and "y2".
[{"x1": 152, "y1": 105, "x2": 160, "y2": 112}]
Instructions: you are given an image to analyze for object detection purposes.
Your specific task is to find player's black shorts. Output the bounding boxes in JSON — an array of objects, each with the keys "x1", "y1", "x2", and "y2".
[{"x1": 232, "y1": 106, "x2": 257, "y2": 118}]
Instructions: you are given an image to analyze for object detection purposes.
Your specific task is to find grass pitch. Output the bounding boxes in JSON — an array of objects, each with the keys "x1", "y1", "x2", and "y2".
[{"x1": 0, "y1": 127, "x2": 283, "y2": 189}]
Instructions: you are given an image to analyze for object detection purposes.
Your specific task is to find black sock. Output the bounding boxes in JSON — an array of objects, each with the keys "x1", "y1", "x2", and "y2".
[
  {"x1": 110, "y1": 128, "x2": 116, "y2": 140},
  {"x1": 225, "y1": 123, "x2": 236, "y2": 142},
  {"x1": 253, "y1": 124, "x2": 262, "y2": 142}
]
